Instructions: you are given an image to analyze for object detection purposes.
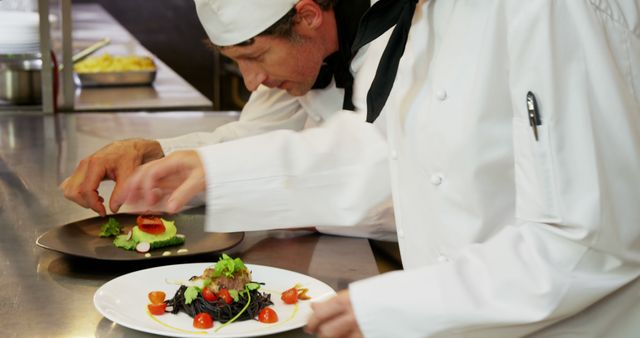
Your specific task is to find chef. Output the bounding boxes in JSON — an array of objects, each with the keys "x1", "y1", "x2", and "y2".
[
  {"x1": 120, "y1": 0, "x2": 640, "y2": 337},
  {"x1": 60, "y1": 0, "x2": 396, "y2": 241}
]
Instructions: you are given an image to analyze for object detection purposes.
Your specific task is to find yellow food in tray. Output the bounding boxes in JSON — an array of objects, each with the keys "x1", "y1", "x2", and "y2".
[{"x1": 74, "y1": 53, "x2": 156, "y2": 73}]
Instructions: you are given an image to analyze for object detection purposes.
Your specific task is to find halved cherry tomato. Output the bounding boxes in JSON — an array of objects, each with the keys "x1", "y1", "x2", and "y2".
[
  {"x1": 258, "y1": 307, "x2": 278, "y2": 323},
  {"x1": 148, "y1": 302, "x2": 167, "y2": 315},
  {"x1": 217, "y1": 288, "x2": 233, "y2": 304},
  {"x1": 148, "y1": 291, "x2": 166, "y2": 304},
  {"x1": 193, "y1": 312, "x2": 214, "y2": 329},
  {"x1": 136, "y1": 215, "x2": 165, "y2": 234},
  {"x1": 202, "y1": 287, "x2": 217, "y2": 302},
  {"x1": 281, "y1": 287, "x2": 298, "y2": 304}
]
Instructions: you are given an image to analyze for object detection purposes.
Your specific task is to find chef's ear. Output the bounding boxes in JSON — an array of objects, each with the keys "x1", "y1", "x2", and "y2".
[{"x1": 294, "y1": 0, "x2": 324, "y2": 33}]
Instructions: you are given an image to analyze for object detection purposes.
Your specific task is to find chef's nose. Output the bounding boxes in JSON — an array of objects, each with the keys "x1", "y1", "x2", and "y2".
[{"x1": 238, "y1": 61, "x2": 267, "y2": 92}]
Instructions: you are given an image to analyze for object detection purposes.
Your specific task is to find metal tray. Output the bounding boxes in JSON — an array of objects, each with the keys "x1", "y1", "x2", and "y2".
[{"x1": 74, "y1": 69, "x2": 156, "y2": 87}]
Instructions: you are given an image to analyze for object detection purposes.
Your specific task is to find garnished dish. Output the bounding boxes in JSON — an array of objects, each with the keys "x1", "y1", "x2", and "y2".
[
  {"x1": 35, "y1": 211, "x2": 244, "y2": 261},
  {"x1": 99, "y1": 215, "x2": 186, "y2": 253},
  {"x1": 93, "y1": 260, "x2": 337, "y2": 337},
  {"x1": 148, "y1": 254, "x2": 313, "y2": 332}
]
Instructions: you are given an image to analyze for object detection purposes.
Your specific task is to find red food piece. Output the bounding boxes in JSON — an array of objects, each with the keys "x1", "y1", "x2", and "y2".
[
  {"x1": 148, "y1": 291, "x2": 166, "y2": 304},
  {"x1": 217, "y1": 288, "x2": 233, "y2": 304},
  {"x1": 148, "y1": 302, "x2": 167, "y2": 315},
  {"x1": 136, "y1": 215, "x2": 165, "y2": 234},
  {"x1": 258, "y1": 307, "x2": 278, "y2": 323},
  {"x1": 281, "y1": 287, "x2": 298, "y2": 304},
  {"x1": 193, "y1": 312, "x2": 214, "y2": 329},
  {"x1": 202, "y1": 287, "x2": 217, "y2": 302}
]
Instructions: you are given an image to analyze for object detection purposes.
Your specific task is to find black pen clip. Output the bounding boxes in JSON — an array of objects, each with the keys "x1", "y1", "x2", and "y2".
[{"x1": 526, "y1": 91, "x2": 541, "y2": 141}]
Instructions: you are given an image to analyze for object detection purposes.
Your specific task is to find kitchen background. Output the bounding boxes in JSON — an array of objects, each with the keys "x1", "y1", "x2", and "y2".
[{"x1": 73, "y1": 0, "x2": 249, "y2": 111}]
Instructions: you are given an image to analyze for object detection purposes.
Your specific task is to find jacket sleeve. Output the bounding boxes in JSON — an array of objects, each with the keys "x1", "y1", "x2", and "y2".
[
  {"x1": 157, "y1": 85, "x2": 309, "y2": 154},
  {"x1": 196, "y1": 111, "x2": 392, "y2": 232},
  {"x1": 350, "y1": 2, "x2": 640, "y2": 337}
]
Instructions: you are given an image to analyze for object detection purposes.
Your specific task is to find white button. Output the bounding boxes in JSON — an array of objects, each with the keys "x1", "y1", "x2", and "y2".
[
  {"x1": 430, "y1": 173, "x2": 443, "y2": 185},
  {"x1": 436, "y1": 90, "x2": 447, "y2": 101},
  {"x1": 390, "y1": 149, "x2": 398, "y2": 160},
  {"x1": 397, "y1": 228, "x2": 405, "y2": 238}
]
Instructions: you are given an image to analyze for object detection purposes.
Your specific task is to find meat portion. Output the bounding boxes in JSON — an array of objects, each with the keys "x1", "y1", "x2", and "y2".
[{"x1": 190, "y1": 266, "x2": 252, "y2": 292}]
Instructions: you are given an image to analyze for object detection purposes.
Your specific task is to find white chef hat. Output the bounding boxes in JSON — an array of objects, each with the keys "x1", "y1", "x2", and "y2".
[{"x1": 194, "y1": 0, "x2": 299, "y2": 46}]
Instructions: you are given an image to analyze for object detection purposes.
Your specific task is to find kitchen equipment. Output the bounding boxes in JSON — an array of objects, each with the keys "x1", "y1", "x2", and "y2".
[
  {"x1": 73, "y1": 53, "x2": 156, "y2": 87},
  {"x1": 0, "y1": 53, "x2": 42, "y2": 104},
  {"x1": 58, "y1": 37, "x2": 111, "y2": 71},
  {"x1": 0, "y1": 39, "x2": 110, "y2": 105},
  {"x1": 74, "y1": 69, "x2": 156, "y2": 87}
]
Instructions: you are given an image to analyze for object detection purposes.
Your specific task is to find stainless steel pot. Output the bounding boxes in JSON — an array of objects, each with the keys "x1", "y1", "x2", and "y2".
[{"x1": 0, "y1": 53, "x2": 43, "y2": 105}]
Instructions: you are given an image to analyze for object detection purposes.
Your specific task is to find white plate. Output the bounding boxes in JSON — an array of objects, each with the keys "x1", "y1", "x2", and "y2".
[{"x1": 94, "y1": 263, "x2": 337, "y2": 337}]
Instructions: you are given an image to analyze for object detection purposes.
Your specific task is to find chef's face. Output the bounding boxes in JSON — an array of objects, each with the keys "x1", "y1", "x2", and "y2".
[{"x1": 220, "y1": 33, "x2": 326, "y2": 96}]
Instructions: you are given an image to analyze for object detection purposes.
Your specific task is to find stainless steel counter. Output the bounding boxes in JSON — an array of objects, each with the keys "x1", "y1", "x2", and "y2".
[{"x1": 0, "y1": 112, "x2": 382, "y2": 338}]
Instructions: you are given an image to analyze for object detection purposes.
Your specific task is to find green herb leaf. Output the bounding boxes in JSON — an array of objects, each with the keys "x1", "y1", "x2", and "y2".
[
  {"x1": 213, "y1": 254, "x2": 247, "y2": 278},
  {"x1": 245, "y1": 282, "x2": 260, "y2": 291},
  {"x1": 229, "y1": 289, "x2": 239, "y2": 302},
  {"x1": 112, "y1": 234, "x2": 136, "y2": 250},
  {"x1": 184, "y1": 286, "x2": 200, "y2": 304},
  {"x1": 234, "y1": 257, "x2": 245, "y2": 270},
  {"x1": 99, "y1": 217, "x2": 122, "y2": 237}
]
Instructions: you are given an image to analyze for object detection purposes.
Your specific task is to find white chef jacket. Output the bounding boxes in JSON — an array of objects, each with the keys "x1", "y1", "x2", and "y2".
[
  {"x1": 157, "y1": 52, "x2": 396, "y2": 241},
  {"x1": 194, "y1": 0, "x2": 640, "y2": 336}
]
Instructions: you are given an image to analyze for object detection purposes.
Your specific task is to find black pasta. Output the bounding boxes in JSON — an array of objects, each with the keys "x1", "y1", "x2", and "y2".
[{"x1": 165, "y1": 284, "x2": 273, "y2": 323}]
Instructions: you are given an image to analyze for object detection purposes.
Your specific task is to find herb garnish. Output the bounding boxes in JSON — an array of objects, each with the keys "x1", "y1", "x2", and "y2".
[{"x1": 99, "y1": 217, "x2": 122, "y2": 237}]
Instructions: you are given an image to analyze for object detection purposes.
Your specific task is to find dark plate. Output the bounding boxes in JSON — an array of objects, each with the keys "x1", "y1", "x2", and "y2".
[{"x1": 36, "y1": 212, "x2": 244, "y2": 261}]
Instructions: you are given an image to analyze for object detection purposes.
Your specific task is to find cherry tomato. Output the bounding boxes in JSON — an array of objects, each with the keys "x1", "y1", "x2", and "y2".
[
  {"x1": 193, "y1": 312, "x2": 214, "y2": 329},
  {"x1": 136, "y1": 215, "x2": 165, "y2": 234},
  {"x1": 202, "y1": 287, "x2": 217, "y2": 302},
  {"x1": 217, "y1": 288, "x2": 233, "y2": 304},
  {"x1": 148, "y1": 291, "x2": 166, "y2": 304},
  {"x1": 281, "y1": 287, "x2": 298, "y2": 304},
  {"x1": 147, "y1": 302, "x2": 167, "y2": 315},
  {"x1": 258, "y1": 307, "x2": 278, "y2": 323}
]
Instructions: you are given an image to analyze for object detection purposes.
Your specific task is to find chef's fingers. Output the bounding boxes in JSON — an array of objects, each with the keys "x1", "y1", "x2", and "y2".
[
  {"x1": 120, "y1": 162, "x2": 153, "y2": 209},
  {"x1": 306, "y1": 294, "x2": 346, "y2": 334},
  {"x1": 60, "y1": 159, "x2": 107, "y2": 216},
  {"x1": 167, "y1": 172, "x2": 205, "y2": 214},
  {"x1": 80, "y1": 157, "x2": 112, "y2": 216},
  {"x1": 139, "y1": 160, "x2": 178, "y2": 207},
  {"x1": 315, "y1": 313, "x2": 361, "y2": 338},
  {"x1": 109, "y1": 159, "x2": 142, "y2": 214},
  {"x1": 59, "y1": 159, "x2": 87, "y2": 203}
]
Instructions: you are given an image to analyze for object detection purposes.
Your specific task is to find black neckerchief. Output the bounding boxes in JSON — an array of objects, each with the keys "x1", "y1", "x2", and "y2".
[
  {"x1": 311, "y1": 0, "x2": 370, "y2": 111},
  {"x1": 351, "y1": 0, "x2": 418, "y2": 122}
]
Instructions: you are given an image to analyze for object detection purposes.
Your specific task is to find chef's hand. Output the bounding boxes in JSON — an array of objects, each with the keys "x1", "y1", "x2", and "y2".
[
  {"x1": 115, "y1": 150, "x2": 205, "y2": 214},
  {"x1": 59, "y1": 139, "x2": 164, "y2": 216},
  {"x1": 305, "y1": 290, "x2": 364, "y2": 338}
]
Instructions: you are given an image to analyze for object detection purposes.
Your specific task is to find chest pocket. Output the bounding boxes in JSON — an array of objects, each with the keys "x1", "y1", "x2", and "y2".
[{"x1": 512, "y1": 117, "x2": 561, "y2": 223}]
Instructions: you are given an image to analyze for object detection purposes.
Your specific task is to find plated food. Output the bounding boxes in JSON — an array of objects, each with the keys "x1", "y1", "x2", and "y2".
[
  {"x1": 99, "y1": 215, "x2": 186, "y2": 254},
  {"x1": 94, "y1": 261, "x2": 337, "y2": 337},
  {"x1": 36, "y1": 211, "x2": 244, "y2": 261},
  {"x1": 150, "y1": 254, "x2": 290, "y2": 332}
]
